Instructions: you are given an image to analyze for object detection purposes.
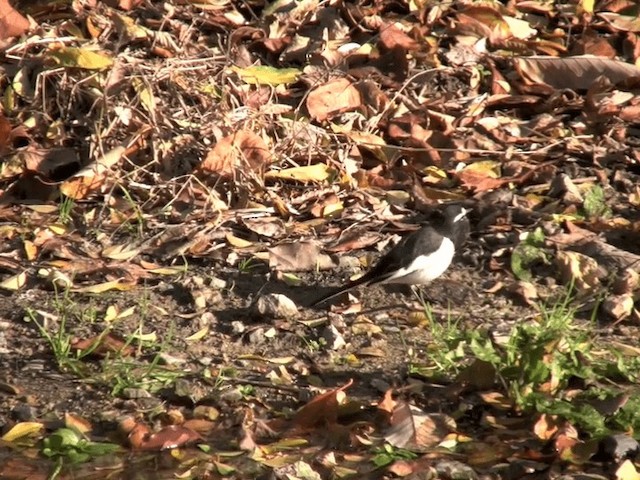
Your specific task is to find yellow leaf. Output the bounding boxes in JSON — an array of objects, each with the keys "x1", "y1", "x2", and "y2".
[
  {"x1": 25, "y1": 204, "x2": 58, "y2": 213},
  {"x1": 48, "y1": 224, "x2": 68, "y2": 235},
  {"x1": 226, "y1": 233, "x2": 253, "y2": 248},
  {"x1": 102, "y1": 244, "x2": 141, "y2": 261},
  {"x1": 616, "y1": 460, "x2": 640, "y2": 480},
  {"x1": 463, "y1": 160, "x2": 501, "y2": 178},
  {"x1": 232, "y1": 66, "x2": 301, "y2": 86},
  {"x1": 265, "y1": 164, "x2": 332, "y2": 183},
  {"x1": 133, "y1": 78, "x2": 155, "y2": 114},
  {"x1": 2, "y1": 422, "x2": 44, "y2": 441},
  {"x1": 131, "y1": 331, "x2": 157, "y2": 342},
  {"x1": 104, "y1": 305, "x2": 135, "y2": 322},
  {"x1": 0, "y1": 271, "x2": 27, "y2": 291},
  {"x1": 73, "y1": 279, "x2": 136, "y2": 293},
  {"x1": 580, "y1": 0, "x2": 594, "y2": 14},
  {"x1": 186, "y1": 326, "x2": 209, "y2": 342},
  {"x1": 23, "y1": 239, "x2": 37, "y2": 260},
  {"x1": 48, "y1": 47, "x2": 114, "y2": 70},
  {"x1": 144, "y1": 266, "x2": 185, "y2": 275}
]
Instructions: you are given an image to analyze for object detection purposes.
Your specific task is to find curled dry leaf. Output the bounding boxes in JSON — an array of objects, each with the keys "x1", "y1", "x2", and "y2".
[
  {"x1": 514, "y1": 55, "x2": 640, "y2": 90},
  {"x1": 378, "y1": 23, "x2": 419, "y2": 51},
  {"x1": 199, "y1": 130, "x2": 271, "y2": 179},
  {"x1": 385, "y1": 401, "x2": 454, "y2": 450},
  {"x1": 268, "y1": 241, "x2": 337, "y2": 272},
  {"x1": 555, "y1": 250, "x2": 601, "y2": 292},
  {"x1": 293, "y1": 379, "x2": 353, "y2": 429},
  {"x1": 60, "y1": 146, "x2": 126, "y2": 200},
  {"x1": 306, "y1": 78, "x2": 362, "y2": 122}
]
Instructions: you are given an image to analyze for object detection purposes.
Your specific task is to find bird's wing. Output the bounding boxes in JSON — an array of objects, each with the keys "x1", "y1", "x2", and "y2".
[
  {"x1": 359, "y1": 226, "x2": 443, "y2": 284},
  {"x1": 309, "y1": 225, "x2": 444, "y2": 307}
]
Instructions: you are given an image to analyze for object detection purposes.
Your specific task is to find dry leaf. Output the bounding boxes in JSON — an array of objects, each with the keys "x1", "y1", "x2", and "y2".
[
  {"x1": 306, "y1": 78, "x2": 362, "y2": 122},
  {"x1": 293, "y1": 380, "x2": 353, "y2": 429},
  {"x1": 265, "y1": 164, "x2": 333, "y2": 183},
  {"x1": 0, "y1": 0, "x2": 29, "y2": 40},
  {"x1": 515, "y1": 55, "x2": 640, "y2": 90},
  {"x1": 200, "y1": 130, "x2": 271, "y2": 178},
  {"x1": 60, "y1": 146, "x2": 126, "y2": 199}
]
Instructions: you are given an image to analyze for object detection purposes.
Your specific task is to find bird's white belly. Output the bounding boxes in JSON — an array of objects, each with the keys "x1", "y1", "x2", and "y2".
[{"x1": 382, "y1": 238, "x2": 455, "y2": 285}]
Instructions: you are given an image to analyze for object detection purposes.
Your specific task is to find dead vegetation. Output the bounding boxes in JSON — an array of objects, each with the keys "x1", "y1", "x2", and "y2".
[{"x1": 1, "y1": 0, "x2": 640, "y2": 478}]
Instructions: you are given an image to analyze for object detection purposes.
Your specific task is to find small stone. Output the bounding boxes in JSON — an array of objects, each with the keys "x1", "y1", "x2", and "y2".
[
  {"x1": 199, "y1": 312, "x2": 217, "y2": 328},
  {"x1": 220, "y1": 388, "x2": 244, "y2": 403},
  {"x1": 230, "y1": 321, "x2": 246, "y2": 334},
  {"x1": 209, "y1": 276, "x2": 227, "y2": 289},
  {"x1": 247, "y1": 327, "x2": 267, "y2": 345},
  {"x1": 602, "y1": 294, "x2": 634, "y2": 322},
  {"x1": 198, "y1": 356, "x2": 213, "y2": 366},
  {"x1": 549, "y1": 173, "x2": 583, "y2": 204},
  {"x1": 252, "y1": 294, "x2": 298, "y2": 319},
  {"x1": 612, "y1": 269, "x2": 639, "y2": 295},
  {"x1": 322, "y1": 324, "x2": 346, "y2": 350},
  {"x1": 122, "y1": 388, "x2": 152, "y2": 399},
  {"x1": 435, "y1": 460, "x2": 478, "y2": 480},
  {"x1": 158, "y1": 352, "x2": 187, "y2": 366}
]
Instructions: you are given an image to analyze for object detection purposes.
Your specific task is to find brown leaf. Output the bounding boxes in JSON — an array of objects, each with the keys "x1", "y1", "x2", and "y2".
[
  {"x1": 457, "y1": 169, "x2": 508, "y2": 192},
  {"x1": 0, "y1": 112, "x2": 12, "y2": 154},
  {"x1": 136, "y1": 425, "x2": 202, "y2": 451},
  {"x1": 324, "y1": 231, "x2": 382, "y2": 253},
  {"x1": 533, "y1": 414, "x2": 562, "y2": 440},
  {"x1": 65, "y1": 413, "x2": 92, "y2": 434},
  {"x1": 127, "y1": 422, "x2": 151, "y2": 449},
  {"x1": 306, "y1": 78, "x2": 362, "y2": 122},
  {"x1": 71, "y1": 332, "x2": 135, "y2": 358},
  {"x1": 514, "y1": 55, "x2": 640, "y2": 90},
  {"x1": 183, "y1": 418, "x2": 216, "y2": 435},
  {"x1": 200, "y1": 130, "x2": 271, "y2": 178},
  {"x1": 268, "y1": 241, "x2": 336, "y2": 272},
  {"x1": 60, "y1": 146, "x2": 126, "y2": 200},
  {"x1": 0, "y1": 0, "x2": 29, "y2": 40},
  {"x1": 385, "y1": 402, "x2": 453, "y2": 450},
  {"x1": 293, "y1": 379, "x2": 353, "y2": 429},
  {"x1": 555, "y1": 250, "x2": 601, "y2": 292},
  {"x1": 379, "y1": 23, "x2": 419, "y2": 51}
]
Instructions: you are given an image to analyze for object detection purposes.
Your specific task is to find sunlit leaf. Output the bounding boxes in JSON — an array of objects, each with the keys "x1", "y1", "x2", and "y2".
[
  {"x1": 2, "y1": 422, "x2": 44, "y2": 441},
  {"x1": 265, "y1": 164, "x2": 333, "y2": 183},
  {"x1": 48, "y1": 47, "x2": 114, "y2": 70},
  {"x1": 232, "y1": 65, "x2": 301, "y2": 85}
]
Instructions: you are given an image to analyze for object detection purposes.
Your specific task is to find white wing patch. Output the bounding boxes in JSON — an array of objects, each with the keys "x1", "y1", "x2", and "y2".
[
  {"x1": 453, "y1": 208, "x2": 469, "y2": 223},
  {"x1": 381, "y1": 237, "x2": 455, "y2": 285}
]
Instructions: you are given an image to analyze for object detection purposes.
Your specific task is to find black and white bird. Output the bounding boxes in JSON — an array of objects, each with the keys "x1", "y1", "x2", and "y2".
[{"x1": 311, "y1": 204, "x2": 471, "y2": 307}]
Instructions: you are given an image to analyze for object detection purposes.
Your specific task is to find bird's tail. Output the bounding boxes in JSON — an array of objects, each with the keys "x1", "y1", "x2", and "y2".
[{"x1": 309, "y1": 276, "x2": 370, "y2": 307}]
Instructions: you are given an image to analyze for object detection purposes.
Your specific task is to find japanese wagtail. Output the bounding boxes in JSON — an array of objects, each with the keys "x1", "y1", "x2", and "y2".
[{"x1": 311, "y1": 204, "x2": 471, "y2": 307}]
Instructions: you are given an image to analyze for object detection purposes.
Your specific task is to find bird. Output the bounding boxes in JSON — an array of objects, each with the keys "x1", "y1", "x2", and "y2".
[{"x1": 310, "y1": 204, "x2": 471, "y2": 307}]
